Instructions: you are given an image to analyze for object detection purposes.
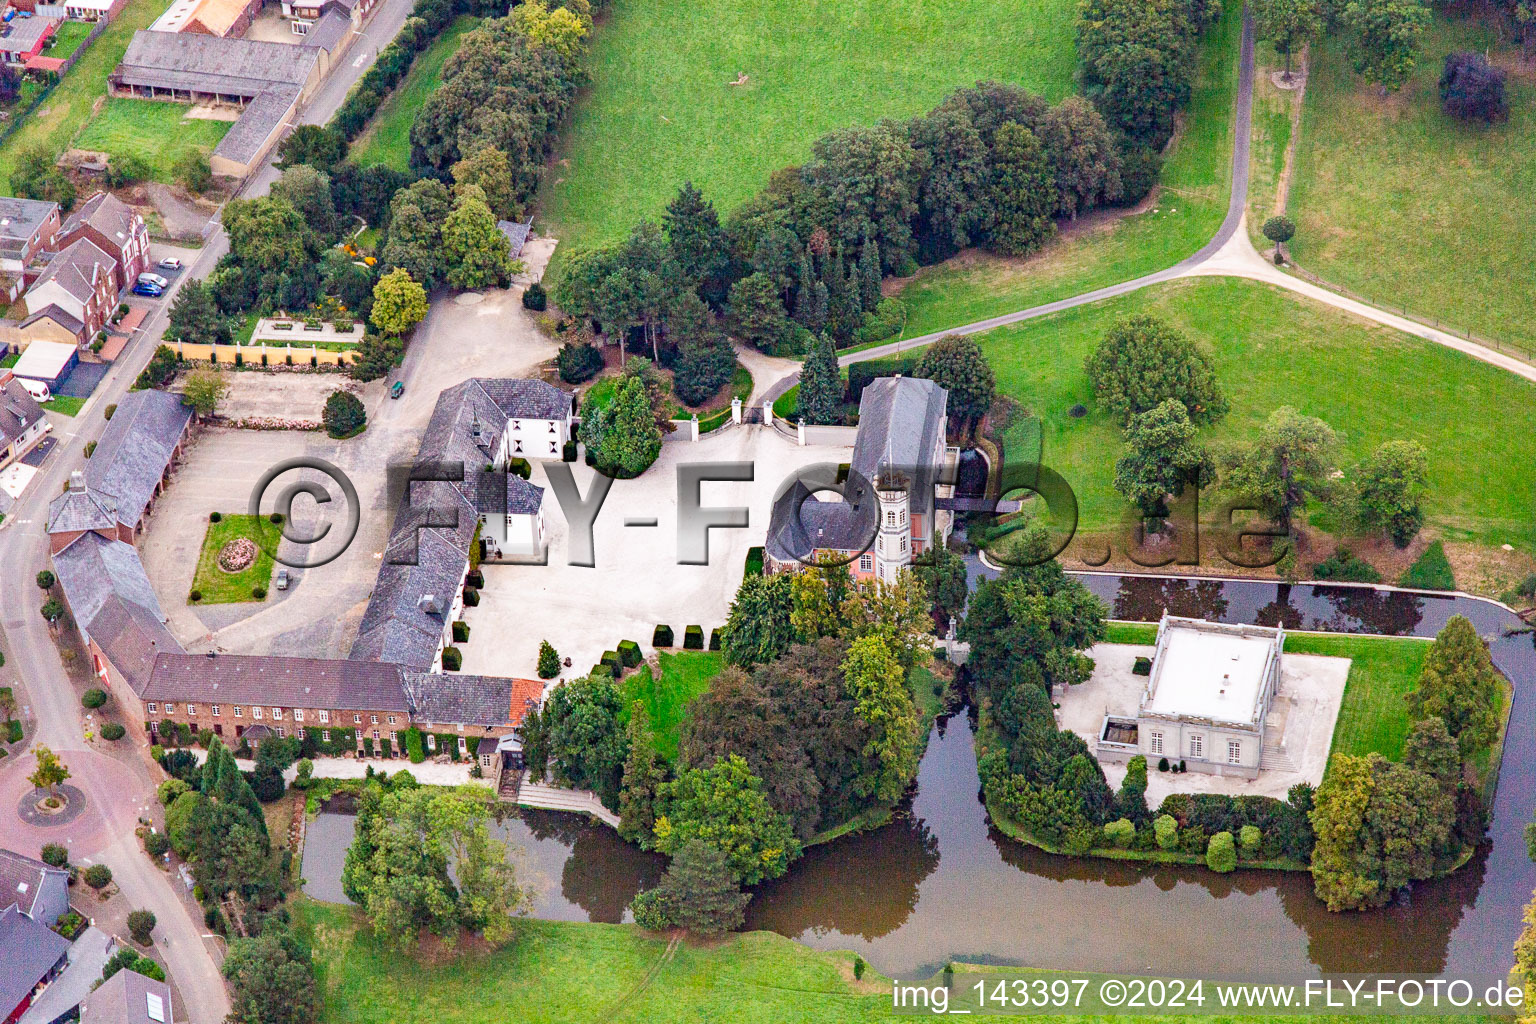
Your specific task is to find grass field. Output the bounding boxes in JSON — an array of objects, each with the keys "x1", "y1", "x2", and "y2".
[
  {"x1": 191, "y1": 514, "x2": 275, "y2": 604},
  {"x1": 1287, "y1": 14, "x2": 1536, "y2": 354},
  {"x1": 889, "y1": 6, "x2": 1240, "y2": 339},
  {"x1": 48, "y1": 21, "x2": 96, "y2": 61},
  {"x1": 1285, "y1": 633, "x2": 1429, "y2": 761},
  {"x1": 1103, "y1": 621, "x2": 1157, "y2": 645},
  {"x1": 539, "y1": 0, "x2": 1081, "y2": 267},
  {"x1": 74, "y1": 99, "x2": 231, "y2": 183},
  {"x1": 349, "y1": 15, "x2": 481, "y2": 172},
  {"x1": 977, "y1": 277, "x2": 1536, "y2": 552},
  {"x1": 622, "y1": 650, "x2": 722, "y2": 762},
  {"x1": 0, "y1": 0, "x2": 162, "y2": 190}
]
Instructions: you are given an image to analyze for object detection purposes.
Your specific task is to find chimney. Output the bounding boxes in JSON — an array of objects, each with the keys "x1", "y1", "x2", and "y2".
[
  {"x1": 418, "y1": 593, "x2": 441, "y2": 615},
  {"x1": 69, "y1": 469, "x2": 85, "y2": 491}
]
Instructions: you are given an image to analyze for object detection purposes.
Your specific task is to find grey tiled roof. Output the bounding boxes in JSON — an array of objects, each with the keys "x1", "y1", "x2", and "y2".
[
  {"x1": 0, "y1": 907, "x2": 70, "y2": 1018},
  {"x1": 0, "y1": 848, "x2": 67, "y2": 919},
  {"x1": 0, "y1": 197, "x2": 57, "y2": 245},
  {"x1": 31, "y1": 236, "x2": 113, "y2": 304},
  {"x1": 473, "y1": 378, "x2": 573, "y2": 421},
  {"x1": 0, "y1": 377, "x2": 44, "y2": 449},
  {"x1": 850, "y1": 376, "x2": 948, "y2": 515},
  {"x1": 212, "y1": 87, "x2": 300, "y2": 168},
  {"x1": 47, "y1": 484, "x2": 124, "y2": 535},
  {"x1": 64, "y1": 192, "x2": 140, "y2": 256},
  {"x1": 20, "y1": 303, "x2": 84, "y2": 336},
  {"x1": 87, "y1": 388, "x2": 192, "y2": 528},
  {"x1": 2, "y1": 14, "x2": 59, "y2": 50},
  {"x1": 115, "y1": 30, "x2": 320, "y2": 96},
  {"x1": 142, "y1": 652, "x2": 409, "y2": 711},
  {"x1": 403, "y1": 672, "x2": 542, "y2": 728},
  {"x1": 80, "y1": 966, "x2": 174, "y2": 1024},
  {"x1": 765, "y1": 481, "x2": 878, "y2": 563},
  {"x1": 51, "y1": 532, "x2": 178, "y2": 694},
  {"x1": 496, "y1": 219, "x2": 531, "y2": 259},
  {"x1": 300, "y1": 8, "x2": 350, "y2": 52}
]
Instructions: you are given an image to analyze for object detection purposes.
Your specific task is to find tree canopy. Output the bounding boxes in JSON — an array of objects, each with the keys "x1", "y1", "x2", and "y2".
[
  {"x1": 1085, "y1": 315, "x2": 1228, "y2": 425},
  {"x1": 1408, "y1": 615, "x2": 1502, "y2": 759},
  {"x1": 653, "y1": 753, "x2": 801, "y2": 885}
]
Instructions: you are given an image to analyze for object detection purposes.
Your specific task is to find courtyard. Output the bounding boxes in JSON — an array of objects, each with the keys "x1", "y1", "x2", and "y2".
[{"x1": 1058, "y1": 643, "x2": 1349, "y2": 803}]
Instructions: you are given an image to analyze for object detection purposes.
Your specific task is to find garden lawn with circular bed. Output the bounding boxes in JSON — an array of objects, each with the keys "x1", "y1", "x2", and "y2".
[{"x1": 191, "y1": 514, "x2": 277, "y2": 604}]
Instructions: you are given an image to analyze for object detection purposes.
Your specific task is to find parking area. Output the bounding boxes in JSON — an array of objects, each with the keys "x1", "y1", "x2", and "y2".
[
  {"x1": 215, "y1": 372, "x2": 359, "y2": 425},
  {"x1": 459, "y1": 426, "x2": 854, "y2": 681}
]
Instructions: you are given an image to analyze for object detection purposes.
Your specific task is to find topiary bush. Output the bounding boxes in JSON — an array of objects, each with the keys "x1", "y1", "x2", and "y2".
[
  {"x1": 452, "y1": 620, "x2": 470, "y2": 644},
  {"x1": 100, "y1": 722, "x2": 126, "y2": 741},
  {"x1": 1206, "y1": 830, "x2": 1237, "y2": 872},
  {"x1": 82, "y1": 688, "x2": 107, "y2": 709},
  {"x1": 189, "y1": 590, "x2": 202, "y2": 603},
  {"x1": 708, "y1": 627, "x2": 722, "y2": 652},
  {"x1": 127, "y1": 909, "x2": 156, "y2": 945},
  {"x1": 1153, "y1": 814, "x2": 1179, "y2": 850},
  {"x1": 522, "y1": 282, "x2": 547, "y2": 311},
  {"x1": 441, "y1": 647, "x2": 462, "y2": 671},
  {"x1": 652, "y1": 624, "x2": 674, "y2": 647},
  {"x1": 1401, "y1": 541, "x2": 1456, "y2": 591},
  {"x1": 1239, "y1": 824, "x2": 1262, "y2": 860},
  {"x1": 684, "y1": 625, "x2": 704, "y2": 650},
  {"x1": 461, "y1": 587, "x2": 480, "y2": 607},
  {"x1": 83, "y1": 864, "x2": 113, "y2": 889},
  {"x1": 1103, "y1": 817, "x2": 1135, "y2": 849},
  {"x1": 143, "y1": 831, "x2": 171, "y2": 858},
  {"x1": 537, "y1": 640, "x2": 561, "y2": 679},
  {"x1": 617, "y1": 640, "x2": 641, "y2": 668},
  {"x1": 209, "y1": 511, "x2": 222, "y2": 523}
]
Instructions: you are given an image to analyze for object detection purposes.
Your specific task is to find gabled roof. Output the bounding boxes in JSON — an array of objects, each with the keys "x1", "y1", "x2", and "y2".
[
  {"x1": 850, "y1": 376, "x2": 948, "y2": 515},
  {"x1": 300, "y1": 7, "x2": 350, "y2": 52},
  {"x1": 0, "y1": 377, "x2": 44, "y2": 448},
  {"x1": 211, "y1": 87, "x2": 301, "y2": 169},
  {"x1": 472, "y1": 378, "x2": 573, "y2": 421},
  {"x1": 47, "y1": 482, "x2": 126, "y2": 537},
  {"x1": 64, "y1": 192, "x2": 141, "y2": 255},
  {"x1": 496, "y1": 220, "x2": 532, "y2": 259},
  {"x1": 30, "y1": 236, "x2": 114, "y2": 305},
  {"x1": 115, "y1": 30, "x2": 320, "y2": 96},
  {"x1": 80, "y1": 967, "x2": 174, "y2": 1024},
  {"x1": 51, "y1": 532, "x2": 178, "y2": 694},
  {"x1": 141, "y1": 652, "x2": 409, "y2": 711},
  {"x1": 402, "y1": 673, "x2": 542, "y2": 729},
  {"x1": 20, "y1": 304, "x2": 85, "y2": 336},
  {"x1": 86, "y1": 389, "x2": 192, "y2": 529},
  {"x1": 0, "y1": 848, "x2": 68, "y2": 920},
  {"x1": 0, "y1": 906, "x2": 70, "y2": 1017}
]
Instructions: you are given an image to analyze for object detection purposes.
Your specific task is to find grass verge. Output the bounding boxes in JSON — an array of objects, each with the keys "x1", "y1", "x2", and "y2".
[
  {"x1": 191, "y1": 514, "x2": 275, "y2": 604},
  {"x1": 44, "y1": 395, "x2": 86, "y2": 417},
  {"x1": 349, "y1": 15, "x2": 482, "y2": 172}
]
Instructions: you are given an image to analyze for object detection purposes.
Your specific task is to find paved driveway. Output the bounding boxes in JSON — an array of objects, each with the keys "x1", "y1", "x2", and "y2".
[{"x1": 459, "y1": 425, "x2": 854, "y2": 680}]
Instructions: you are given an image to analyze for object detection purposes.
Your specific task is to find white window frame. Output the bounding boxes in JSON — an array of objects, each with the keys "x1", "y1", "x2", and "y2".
[
  {"x1": 294, "y1": 709, "x2": 304, "y2": 723},
  {"x1": 212, "y1": 705, "x2": 221, "y2": 717},
  {"x1": 1149, "y1": 731, "x2": 1163, "y2": 754},
  {"x1": 234, "y1": 707, "x2": 243, "y2": 718},
  {"x1": 272, "y1": 707, "x2": 282, "y2": 720},
  {"x1": 319, "y1": 710, "x2": 329, "y2": 723},
  {"x1": 252, "y1": 706, "x2": 263, "y2": 720},
  {"x1": 188, "y1": 704, "x2": 198, "y2": 716},
  {"x1": 1190, "y1": 734, "x2": 1203, "y2": 758},
  {"x1": 1228, "y1": 740, "x2": 1242, "y2": 765},
  {"x1": 147, "y1": 702, "x2": 158, "y2": 714}
]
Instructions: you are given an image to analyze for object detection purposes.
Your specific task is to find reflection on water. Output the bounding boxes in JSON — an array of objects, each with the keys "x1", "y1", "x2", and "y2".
[{"x1": 298, "y1": 577, "x2": 1534, "y2": 981}]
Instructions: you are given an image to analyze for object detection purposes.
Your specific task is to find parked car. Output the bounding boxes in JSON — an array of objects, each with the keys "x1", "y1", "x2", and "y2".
[
  {"x1": 157, "y1": 257, "x2": 183, "y2": 271},
  {"x1": 132, "y1": 281, "x2": 163, "y2": 297},
  {"x1": 390, "y1": 381, "x2": 404, "y2": 399},
  {"x1": 137, "y1": 272, "x2": 169, "y2": 289},
  {"x1": 275, "y1": 568, "x2": 289, "y2": 590}
]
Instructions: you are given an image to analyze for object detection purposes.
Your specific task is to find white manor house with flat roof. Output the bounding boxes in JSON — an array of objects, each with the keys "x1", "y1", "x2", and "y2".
[{"x1": 1096, "y1": 614, "x2": 1284, "y2": 779}]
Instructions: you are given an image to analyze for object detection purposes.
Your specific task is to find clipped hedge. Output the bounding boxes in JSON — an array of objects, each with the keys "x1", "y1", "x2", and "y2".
[
  {"x1": 617, "y1": 640, "x2": 641, "y2": 668},
  {"x1": 708, "y1": 628, "x2": 722, "y2": 652},
  {"x1": 452, "y1": 620, "x2": 470, "y2": 644},
  {"x1": 1401, "y1": 541, "x2": 1456, "y2": 591},
  {"x1": 683, "y1": 625, "x2": 704, "y2": 650},
  {"x1": 744, "y1": 546, "x2": 764, "y2": 579},
  {"x1": 441, "y1": 647, "x2": 463, "y2": 671},
  {"x1": 652, "y1": 624, "x2": 674, "y2": 647},
  {"x1": 403, "y1": 727, "x2": 425, "y2": 763}
]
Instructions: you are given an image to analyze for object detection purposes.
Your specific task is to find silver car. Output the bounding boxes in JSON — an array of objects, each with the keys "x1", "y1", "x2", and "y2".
[{"x1": 274, "y1": 568, "x2": 290, "y2": 590}]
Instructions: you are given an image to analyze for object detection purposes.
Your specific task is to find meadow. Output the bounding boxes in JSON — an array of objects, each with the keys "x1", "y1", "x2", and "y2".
[
  {"x1": 349, "y1": 15, "x2": 482, "y2": 172},
  {"x1": 74, "y1": 99, "x2": 231, "y2": 182}
]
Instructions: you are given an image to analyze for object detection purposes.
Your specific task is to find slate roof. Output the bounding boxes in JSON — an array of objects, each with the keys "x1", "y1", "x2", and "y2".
[
  {"x1": 114, "y1": 30, "x2": 319, "y2": 96},
  {"x1": 63, "y1": 192, "x2": 141, "y2": 257},
  {"x1": 51, "y1": 533, "x2": 178, "y2": 694},
  {"x1": 476, "y1": 469, "x2": 543, "y2": 517},
  {"x1": 0, "y1": 906, "x2": 70, "y2": 1018},
  {"x1": 141, "y1": 652, "x2": 409, "y2": 711},
  {"x1": 849, "y1": 376, "x2": 948, "y2": 516},
  {"x1": 47, "y1": 481, "x2": 126, "y2": 536},
  {"x1": 0, "y1": 197, "x2": 57, "y2": 248},
  {"x1": 20, "y1": 304, "x2": 84, "y2": 336},
  {"x1": 764, "y1": 480, "x2": 878, "y2": 564},
  {"x1": 31, "y1": 237, "x2": 113, "y2": 305},
  {"x1": 473, "y1": 378, "x2": 573, "y2": 422},
  {"x1": 0, "y1": 377, "x2": 44, "y2": 450},
  {"x1": 300, "y1": 8, "x2": 351, "y2": 52},
  {"x1": 0, "y1": 848, "x2": 67, "y2": 920},
  {"x1": 211, "y1": 87, "x2": 300, "y2": 169},
  {"x1": 496, "y1": 219, "x2": 531, "y2": 259},
  {"x1": 86, "y1": 389, "x2": 192, "y2": 529},
  {"x1": 402, "y1": 672, "x2": 542, "y2": 728},
  {"x1": 80, "y1": 967, "x2": 174, "y2": 1024}
]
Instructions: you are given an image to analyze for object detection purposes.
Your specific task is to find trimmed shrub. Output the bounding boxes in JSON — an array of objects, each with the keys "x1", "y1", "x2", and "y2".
[
  {"x1": 40, "y1": 843, "x2": 68, "y2": 868},
  {"x1": 461, "y1": 587, "x2": 480, "y2": 607},
  {"x1": 1153, "y1": 814, "x2": 1178, "y2": 850},
  {"x1": 1312, "y1": 547, "x2": 1382, "y2": 583},
  {"x1": 143, "y1": 831, "x2": 171, "y2": 858},
  {"x1": 452, "y1": 620, "x2": 470, "y2": 643},
  {"x1": 683, "y1": 625, "x2": 704, "y2": 650},
  {"x1": 252, "y1": 586, "x2": 267, "y2": 600},
  {"x1": 1157, "y1": 757, "x2": 1170, "y2": 772},
  {"x1": 1178, "y1": 825, "x2": 1208, "y2": 854},
  {"x1": 82, "y1": 688, "x2": 107, "y2": 709},
  {"x1": 189, "y1": 590, "x2": 203, "y2": 603},
  {"x1": 441, "y1": 647, "x2": 462, "y2": 671},
  {"x1": 127, "y1": 909, "x2": 156, "y2": 945},
  {"x1": 563, "y1": 440, "x2": 577, "y2": 462},
  {"x1": 1239, "y1": 824, "x2": 1262, "y2": 860},
  {"x1": 209, "y1": 511, "x2": 222, "y2": 523},
  {"x1": 403, "y1": 728, "x2": 425, "y2": 763},
  {"x1": 104, "y1": 403, "x2": 118, "y2": 420},
  {"x1": 1132, "y1": 656, "x2": 1152, "y2": 676},
  {"x1": 157, "y1": 779, "x2": 188, "y2": 807},
  {"x1": 522, "y1": 282, "x2": 547, "y2": 310},
  {"x1": 1103, "y1": 817, "x2": 1136, "y2": 849},
  {"x1": 652, "y1": 624, "x2": 674, "y2": 647},
  {"x1": 617, "y1": 640, "x2": 641, "y2": 668},
  {"x1": 1206, "y1": 830, "x2": 1237, "y2": 872},
  {"x1": 509, "y1": 458, "x2": 532, "y2": 479},
  {"x1": 83, "y1": 864, "x2": 113, "y2": 889},
  {"x1": 537, "y1": 640, "x2": 561, "y2": 679},
  {"x1": 708, "y1": 627, "x2": 722, "y2": 652},
  {"x1": 100, "y1": 722, "x2": 126, "y2": 741},
  {"x1": 466, "y1": 568, "x2": 485, "y2": 589},
  {"x1": 556, "y1": 342, "x2": 603, "y2": 384}
]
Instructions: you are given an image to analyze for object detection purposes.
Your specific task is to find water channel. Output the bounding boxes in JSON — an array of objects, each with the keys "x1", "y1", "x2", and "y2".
[{"x1": 299, "y1": 574, "x2": 1535, "y2": 980}]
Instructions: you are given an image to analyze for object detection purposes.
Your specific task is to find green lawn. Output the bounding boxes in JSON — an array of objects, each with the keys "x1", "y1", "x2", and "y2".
[
  {"x1": 44, "y1": 395, "x2": 85, "y2": 417},
  {"x1": 1103, "y1": 621, "x2": 1157, "y2": 645},
  {"x1": 1286, "y1": 633, "x2": 1429, "y2": 761},
  {"x1": 978, "y1": 277, "x2": 1536, "y2": 552},
  {"x1": 622, "y1": 650, "x2": 722, "y2": 762},
  {"x1": 1287, "y1": 13, "x2": 1536, "y2": 355},
  {"x1": 74, "y1": 99, "x2": 231, "y2": 183},
  {"x1": 191, "y1": 514, "x2": 276, "y2": 604},
  {"x1": 48, "y1": 20, "x2": 96, "y2": 61},
  {"x1": 540, "y1": 0, "x2": 1081, "y2": 271},
  {"x1": 349, "y1": 15, "x2": 481, "y2": 172},
  {"x1": 0, "y1": 0, "x2": 163, "y2": 190},
  {"x1": 889, "y1": 6, "x2": 1240, "y2": 340}
]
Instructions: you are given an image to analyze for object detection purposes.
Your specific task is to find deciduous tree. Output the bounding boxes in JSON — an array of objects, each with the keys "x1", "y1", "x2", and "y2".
[
  {"x1": 270, "y1": 164, "x2": 337, "y2": 240},
  {"x1": 1343, "y1": 0, "x2": 1430, "y2": 93},
  {"x1": 915, "y1": 334, "x2": 996, "y2": 432},
  {"x1": 223, "y1": 929, "x2": 317, "y2": 1024},
  {"x1": 841, "y1": 635, "x2": 920, "y2": 805},
  {"x1": 369, "y1": 268, "x2": 429, "y2": 336},
  {"x1": 451, "y1": 145, "x2": 518, "y2": 221},
  {"x1": 28, "y1": 745, "x2": 70, "y2": 799},
  {"x1": 1113, "y1": 398, "x2": 1213, "y2": 516},
  {"x1": 653, "y1": 754, "x2": 800, "y2": 884},
  {"x1": 1351, "y1": 439, "x2": 1428, "y2": 546},
  {"x1": 986, "y1": 123, "x2": 1057, "y2": 257},
  {"x1": 180, "y1": 366, "x2": 231, "y2": 419},
  {"x1": 1036, "y1": 96, "x2": 1123, "y2": 219},
  {"x1": 443, "y1": 185, "x2": 514, "y2": 291},
  {"x1": 540, "y1": 673, "x2": 629, "y2": 807},
  {"x1": 1254, "y1": 0, "x2": 1323, "y2": 78},
  {"x1": 1085, "y1": 315, "x2": 1229, "y2": 425},
  {"x1": 1217, "y1": 406, "x2": 1341, "y2": 535}
]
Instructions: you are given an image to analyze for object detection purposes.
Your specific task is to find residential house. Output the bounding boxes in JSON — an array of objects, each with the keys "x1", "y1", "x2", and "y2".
[
  {"x1": 46, "y1": 470, "x2": 135, "y2": 554},
  {"x1": 0, "y1": 907, "x2": 71, "y2": 1024},
  {"x1": 9, "y1": 0, "x2": 127, "y2": 18},
  {"x1": 0, "y1": 374, "x2": 48, "y2": 472},
  {"x1": 60, "y1": 192, "x2": 150, "y2": 293},
  {"x1": 21, "y1": 238, "x2": 119, "y2": 347},
  {"x1": 765, "y1": 376, "x2": 954, "y2": 581},
  {"x1": 0, "y1": 848, "x2": 70, "y2": 927},
  {"x1": 401, "y1": 671, "x2": 543, "y2": 767},
  {"x1": 0, "y1": 197, "x2": 60, "y2": 302},
  {"x1": 0, "y1": 17, "x2": 59, "y2": 67},
  {"x1": 78, "y1": 969, "x2": 173, "y2": 1024},
  {"x1": 280, "y1": 0, "x2": 376, "y2": 32}
]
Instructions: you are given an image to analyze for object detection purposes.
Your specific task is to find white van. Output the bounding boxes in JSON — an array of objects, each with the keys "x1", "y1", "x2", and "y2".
[
  {"x1": 19, "y1": 378, "x2": 50, "y2": 403},
  {"x1": 137, "y1": 272, "x2": 169, "y2": 289}
]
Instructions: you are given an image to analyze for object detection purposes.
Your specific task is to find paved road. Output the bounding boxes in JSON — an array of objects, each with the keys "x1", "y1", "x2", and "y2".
[{"x1": 0, "y1": 5, "x2": 414, "y2": 1020}]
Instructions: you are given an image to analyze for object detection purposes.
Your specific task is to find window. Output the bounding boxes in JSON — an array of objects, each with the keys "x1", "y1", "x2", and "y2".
[
  {"x1": 370, "y1": 715, "x2": 378, "y2": 724},
  {"x1": 165, "y1": 704, "x2": 175, "y2": 715},
  {"x1": 387, "y1": 715, "x2": 396, "y2": 726},
  {"x1": 859, "y1": 554, "x2": 873, "y2": 572},
  {"x1": 188, "y1": 704, "x2": 197, "y2": 716},
  {"x1": 275, "y1": 727, "x2": 285, "y2": 738},
  {"x1": 252, "y1": 706, "x2": 263, "y2": 720},
  {"x1": 147, "y1": 702, "x2": 158, "y2": 714},
  {"x1": 1149, "y1": 731, "x2": 1163, "y2": 754},
  {"x1": 272, "y1": 707, "x2": 282, "y2": 720},
  {"x1": 390, "y1": 731, "x2": 397, "y2": 742},
  {"x1": 886, "y1": 511, "x2": 896, "y2": 527},
  {"x1": 234, "y1": 707, "x2": 243, "y2": 718},
  {"x1": 458, "y1": 737, "x2": 467, "y2": 752},
  {"x1": 319, "y1": 710, "x2": 329, "y2": 723},
  {"x1": 353, "y1": 714, "x2": 361, "y2": 724},
  {"x1": 321, "y1": 730, "x2": 330, "y2": 742},
  {"x1": 372, "y1": 730, "x2": 379, "y2": 739},
  {"x1": 1228, "y1": 740, "x2": 1242, "y2": 765},
  {"x1": 294, "y1": 709, "x2": 304, "y2": 723},
  {"x1": 212, "y1": 705, "x2": 221, "y2": 717},
  {"x1": 1189, "y1": 734, "x2": 1203, "y2": 758}
]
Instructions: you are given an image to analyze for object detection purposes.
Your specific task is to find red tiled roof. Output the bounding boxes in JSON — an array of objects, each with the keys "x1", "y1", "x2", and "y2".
[{"x1": 508, "y1": 678, "x2": 543, "y2": 727}]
